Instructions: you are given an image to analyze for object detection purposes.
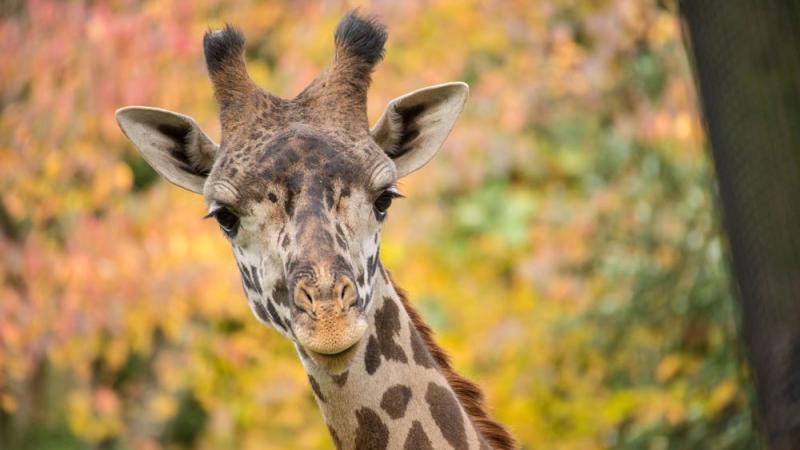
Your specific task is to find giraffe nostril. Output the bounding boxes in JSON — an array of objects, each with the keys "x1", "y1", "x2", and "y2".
[
  {"x1": 337, "y1": 277, "x2": 357, "y2": 311},
  {"x1": 337, "y1": 282, "x2": 349, "y2": 311},
  {"x1": 304, "y1": 288, "x2": 314, "y2": 304},
  {"x1": 293, "y1": 282, "x2": 317, "y2": 317},
  {"x1": 292, "y1": 274, "x2": 357, "y2": 315},
  {"x1": 303, "y1": 288, "x2": 317, "y2": 315}
]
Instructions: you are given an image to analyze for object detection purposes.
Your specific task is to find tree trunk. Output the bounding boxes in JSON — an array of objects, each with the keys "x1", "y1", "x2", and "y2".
[{"x1": 679, "y1": 2, "x2": 800, "y2": 448}]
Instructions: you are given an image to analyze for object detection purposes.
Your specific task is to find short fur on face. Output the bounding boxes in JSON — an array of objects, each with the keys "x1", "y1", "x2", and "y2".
[
  {"x1": 198, "y1": 13, "x2": 397, "y2": 354},
  {"x1": 117, "y1": 12, "x2": 469, "y2": 353}
]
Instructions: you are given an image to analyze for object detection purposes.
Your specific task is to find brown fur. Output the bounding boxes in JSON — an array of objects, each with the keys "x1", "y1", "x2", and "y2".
[
  {"x1": 387, "y1": 272, "x2": 517, "y2": 450},
  {"x1": 202, "y1": 25, "x2": 262, "y2": 114}
]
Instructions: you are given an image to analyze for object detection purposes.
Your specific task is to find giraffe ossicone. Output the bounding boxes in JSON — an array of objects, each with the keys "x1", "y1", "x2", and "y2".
[{"x1": 116, "y1": 11, "x2": 515, "y2": 450}]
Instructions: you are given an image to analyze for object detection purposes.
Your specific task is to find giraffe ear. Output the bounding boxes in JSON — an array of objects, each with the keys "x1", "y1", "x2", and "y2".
[
  {"x1": 370, "y1": 82, "x2": 468, "y2": 177},
  {"x1": 115, "y1": 106, "x2": 218, "y2": 194}
]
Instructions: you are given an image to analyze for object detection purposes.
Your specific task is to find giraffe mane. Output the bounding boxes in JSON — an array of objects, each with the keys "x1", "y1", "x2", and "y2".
[{"x1": 387, "y1": 272, "x2": 517, "y2": 450}]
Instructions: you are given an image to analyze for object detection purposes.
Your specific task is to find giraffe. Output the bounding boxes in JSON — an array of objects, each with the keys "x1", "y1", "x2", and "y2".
[{"x1": 115, "y1": 12, "x2": 515, "y2": 450}]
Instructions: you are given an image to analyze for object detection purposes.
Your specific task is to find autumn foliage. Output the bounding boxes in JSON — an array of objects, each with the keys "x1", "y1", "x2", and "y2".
[{"x1": 0, "y1": 1, "x2": 755, "y2": 449}]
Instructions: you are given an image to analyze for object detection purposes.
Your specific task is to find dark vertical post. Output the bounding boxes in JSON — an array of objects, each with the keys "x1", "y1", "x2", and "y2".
[{"x1": 680, "y1": 2, "x2": 800, "y2": 448}]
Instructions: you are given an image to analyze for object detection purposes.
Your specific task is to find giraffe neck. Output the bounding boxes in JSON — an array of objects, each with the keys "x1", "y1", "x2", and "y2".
[{"x1": 296, "y1": 264, "x2": 493, "y2": 450}]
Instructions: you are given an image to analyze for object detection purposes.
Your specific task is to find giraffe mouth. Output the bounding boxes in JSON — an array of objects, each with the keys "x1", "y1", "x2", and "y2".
[
  {"x1": 303, "y1": 339, "x2": 362, "y2": 373},
  {"x1": 308, "y1": 340, "x2": 359, "y2": 358},
  {"x1": 291, "y1": 301, "x2": 368, "y2": 373}
]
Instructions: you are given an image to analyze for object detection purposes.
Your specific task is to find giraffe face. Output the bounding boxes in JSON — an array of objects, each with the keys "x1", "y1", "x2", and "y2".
[
  {"x1": 203, "y1": 124, "x2": 397, "y2": 363},
  {"x1": 115, "y1": 13, "x2": 468, "y2": 372}
]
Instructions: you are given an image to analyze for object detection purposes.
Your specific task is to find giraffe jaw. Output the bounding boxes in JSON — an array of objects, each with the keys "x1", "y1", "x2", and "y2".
[{"x1": 302, "y1": 339, "x2": 363, "y2": 374}]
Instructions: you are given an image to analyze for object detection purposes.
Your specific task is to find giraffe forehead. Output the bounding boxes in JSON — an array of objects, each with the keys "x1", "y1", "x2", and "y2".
[
  {"x1": 256, "y1": 131, "x2": 365, "y2": 183},
  {"x1": 209, "y1": 128, "x2": 394, "y2": 205}
]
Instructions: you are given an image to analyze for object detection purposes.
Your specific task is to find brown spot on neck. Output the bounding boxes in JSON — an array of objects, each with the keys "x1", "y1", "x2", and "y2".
[
  {"x1": 410, "y1": 325, "x2": 435, "y2": 368},
  {"x1": 380, "y1": 384, "x2": 412, "y2": 419},
  {"x1": 374, "y1": 296, "x2": 408, "y2": 363},
  {"x1": 364, "y1": 335, "x2": 381, "y2": 375},
  {"x1": 426, "y1": 382, "x2": 468, "y2": 450},
  {"x1": 331, "y1": 370, "x2": 349, "y2": 387},
  {"x1": 354, "y1": 407, "x2": 389, "y2": 450},
  {"x1": 308, "y1": 375, "x2": 326, "y2": 403},
  {"x1": 327, "y1": 424, "x2": 343, "y2": 450},
  {"x1": 403, "y1": 420, "x2": 434, "y2": 450}
]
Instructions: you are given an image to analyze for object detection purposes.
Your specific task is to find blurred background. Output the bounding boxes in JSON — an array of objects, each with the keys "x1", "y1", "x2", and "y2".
[{"x1": 0, "y1": 0, "x2": 758, "y2": 449}]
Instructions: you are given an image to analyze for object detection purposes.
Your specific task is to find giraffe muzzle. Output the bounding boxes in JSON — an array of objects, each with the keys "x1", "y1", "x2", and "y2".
[{"x1": 290, "y1": 275, "x2": 368, "y2": 357}]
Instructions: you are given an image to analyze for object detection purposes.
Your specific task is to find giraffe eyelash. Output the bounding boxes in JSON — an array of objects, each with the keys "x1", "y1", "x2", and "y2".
[
  {"x1": 204, "y1": 201, "x2": 239, "y2": 219},
  {"x1": 386, "y1": 188, "x2": 404, "y2": 199},
  {"x1": 204, "y1": 203, "x2": 241, "y2": 236},
  {"x1": 377, "y1": 184, "x2": 403, "y2": 199}
]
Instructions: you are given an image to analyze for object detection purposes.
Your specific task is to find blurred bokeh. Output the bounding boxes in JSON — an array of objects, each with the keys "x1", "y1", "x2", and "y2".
[{"x1": 0, "y1": 1, "x2": 757, "y2": 449}]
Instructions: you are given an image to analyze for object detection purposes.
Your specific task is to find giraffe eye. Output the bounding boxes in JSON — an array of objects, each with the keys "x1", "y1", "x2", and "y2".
[
  {"x1": 373, "y1": 190, "x2": 400, "y2": 220},
  {"x1": 207, "y1": 206, "x2": 240, "y2": 236}
]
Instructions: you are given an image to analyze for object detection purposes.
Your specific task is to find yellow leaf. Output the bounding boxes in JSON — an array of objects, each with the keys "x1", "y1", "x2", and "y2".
[
  {"x1": 708, "y1": 380, "x2": 738, "y2": 414},
  {"x1": 0, "y1": 393, "x2": 17, "y2": 413},
  {"x1": 656, "y1": 354, "x2": 681, "y2": 382},
  {"x1": 149, "y1": 392, "x2": 177, "y2": 421}
]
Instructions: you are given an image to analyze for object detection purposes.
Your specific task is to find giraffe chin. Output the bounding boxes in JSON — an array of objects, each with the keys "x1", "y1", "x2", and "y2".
[{"x1": 303, "y1": 339, "x2": 363, "y2": 374}]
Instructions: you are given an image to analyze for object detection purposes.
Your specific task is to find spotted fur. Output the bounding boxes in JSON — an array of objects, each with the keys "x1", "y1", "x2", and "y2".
[
  {"x1": 354, "y1": 407, "x2": 389, "y2": 450},
  {"x1": 404, "y1": 420, "x2": 434, "y2": 450},
  {"x1": 380, "y1": 384, "x2": 412, "y2": 419}
]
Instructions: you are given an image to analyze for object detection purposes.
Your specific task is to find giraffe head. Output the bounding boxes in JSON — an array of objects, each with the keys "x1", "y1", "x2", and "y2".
[{"x1": 116, "y1": 12, "x2": 467, "y2": 372}]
